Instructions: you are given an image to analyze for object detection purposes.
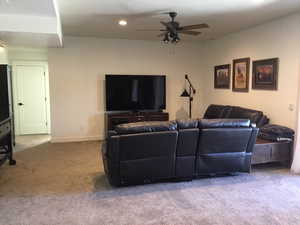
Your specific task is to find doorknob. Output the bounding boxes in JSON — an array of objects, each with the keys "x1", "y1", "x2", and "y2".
[{"x1": 18, "y1": 103, "x2": 24, "y2": 106}]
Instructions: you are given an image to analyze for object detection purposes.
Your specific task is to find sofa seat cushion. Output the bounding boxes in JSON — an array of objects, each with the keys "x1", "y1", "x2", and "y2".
[
  {"x1": 176, "y1": 119, "x2": 198, "y2": 129},
  {"x1": 227, "y1": 106, "x2": 263, "y2": 124},
  {"x1": 199, "y1": 119, "x2": 250, "y2": 128},
  {"x1": 115, "y1": 121, "x2": 177, "y2": 134}
]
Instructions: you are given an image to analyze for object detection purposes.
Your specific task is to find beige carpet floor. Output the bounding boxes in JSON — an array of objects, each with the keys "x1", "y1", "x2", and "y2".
[
  {"x1": 1, "y1": 141, "x2": 300, "y2": 225},
  {"x1": 14, "y1": 135, "x2": 51, "y2": 153},
  {"x1": 0, "y1": 141, "x2": 111, "y2": 196}
]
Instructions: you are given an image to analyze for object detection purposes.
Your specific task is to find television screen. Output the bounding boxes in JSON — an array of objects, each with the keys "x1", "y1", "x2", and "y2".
[
  {"x1": 106, "y1": 75, "x2": 166, "y2": 111},
  {"x1": 0, "y1": 66, "x2": 10, "y2": 122}
]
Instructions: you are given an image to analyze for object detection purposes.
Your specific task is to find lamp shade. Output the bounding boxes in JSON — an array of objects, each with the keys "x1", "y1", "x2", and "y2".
[{"x1": 180, "y1": 89, "x2": 190, "y2": 97}]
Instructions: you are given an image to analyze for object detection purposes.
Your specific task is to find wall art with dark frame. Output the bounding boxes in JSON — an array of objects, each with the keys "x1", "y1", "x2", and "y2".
[
  {"x1": 252, "y1": 58, "x2": 279, "y2": 90},
  {"x1": 232, "y1": 57, "x2": 250, "y2": 92},
  {"x1": 214, "y1": 64, "x2": 231, "y2": 89}
]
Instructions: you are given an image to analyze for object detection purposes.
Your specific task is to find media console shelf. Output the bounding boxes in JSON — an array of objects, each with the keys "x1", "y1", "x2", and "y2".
[{"x1": 106, "y1": 112, "x2": 169, "y2": 131}]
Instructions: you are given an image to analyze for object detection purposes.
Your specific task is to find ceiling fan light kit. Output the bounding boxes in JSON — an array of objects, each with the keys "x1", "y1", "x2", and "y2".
[
  {"x1": 163, "y1": 33, "x2": 170, "y2": 43},
  {"x1": 163, "y1": 32, "x2": 180, "y2": 44}
]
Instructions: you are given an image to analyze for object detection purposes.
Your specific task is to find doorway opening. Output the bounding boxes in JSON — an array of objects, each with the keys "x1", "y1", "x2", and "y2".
[{"x1": 12, "y1": 61, "x2": 51, "y2": 152}]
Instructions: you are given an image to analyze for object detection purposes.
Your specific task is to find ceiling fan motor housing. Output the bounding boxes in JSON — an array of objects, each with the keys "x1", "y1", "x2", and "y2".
[
  {"x1": 169, "y1": 12, "x2": 177, "y2": 20},
  {"x1": 170, "y1": 21, "x2": 180, "y2": 29}
]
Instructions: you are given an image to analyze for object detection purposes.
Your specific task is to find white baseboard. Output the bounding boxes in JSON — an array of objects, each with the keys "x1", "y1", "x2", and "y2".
[{"x1": 50, "y1": 135, "x2": 105, "y2": 143}]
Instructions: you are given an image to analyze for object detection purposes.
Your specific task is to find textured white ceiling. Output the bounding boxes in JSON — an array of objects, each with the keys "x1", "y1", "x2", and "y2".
[
  {"x1": 0, "y1": 0, "x2": 56, "y2": 16},
  {"x1": 0, "y1": 31, "x2": 62, "y2": 47},
  {"x1": 57, "y1": 0, "x2": 300, "y2": 41}
]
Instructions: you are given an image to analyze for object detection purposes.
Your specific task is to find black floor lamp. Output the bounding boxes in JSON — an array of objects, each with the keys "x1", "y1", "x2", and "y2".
[{"x1": 180, "y1": 74, "x2": 196, "y2": 118}]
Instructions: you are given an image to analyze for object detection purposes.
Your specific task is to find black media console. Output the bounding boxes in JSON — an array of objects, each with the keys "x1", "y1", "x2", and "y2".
[{"x1": 105, "y1": 112, "x2": 169, "y2": 131}]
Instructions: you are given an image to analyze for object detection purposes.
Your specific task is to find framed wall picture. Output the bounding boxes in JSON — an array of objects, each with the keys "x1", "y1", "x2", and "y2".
[
  {"x1": 214, "y1": 64, "x2": 231, "y2": 89},
  {"x1": 232, "y1": 57, "x2": 250, "y2": 92},
  {"x1": 252, "y1": 58, "x2": 278, "y2": 90}
]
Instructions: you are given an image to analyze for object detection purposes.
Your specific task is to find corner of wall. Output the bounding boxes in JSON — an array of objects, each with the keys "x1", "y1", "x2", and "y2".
[{"x1": 0, "y1": 47, "x2": 8, "y2": 64}]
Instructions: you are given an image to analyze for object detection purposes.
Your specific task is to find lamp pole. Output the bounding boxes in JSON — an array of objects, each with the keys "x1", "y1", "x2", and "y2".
[
  {"x1": 180, "y1": 74, "x2": 196, "y2": 119},
  {"x1": 189, "y1": 85, "x2": 193, "y2": 118}
]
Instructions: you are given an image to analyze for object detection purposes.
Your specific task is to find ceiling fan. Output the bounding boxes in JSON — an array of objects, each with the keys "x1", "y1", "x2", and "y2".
[{"x1": 137, "y1": 12, "x2": 209, "y2": 43}]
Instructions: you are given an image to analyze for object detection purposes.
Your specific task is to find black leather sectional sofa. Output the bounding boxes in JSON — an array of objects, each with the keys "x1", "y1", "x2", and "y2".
[{"x1": 102, "y1": 118, "x2": 259, "y2": 186}]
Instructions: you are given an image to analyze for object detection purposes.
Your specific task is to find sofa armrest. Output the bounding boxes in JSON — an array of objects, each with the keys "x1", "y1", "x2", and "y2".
[
  {"x1": 107, "y1": 130, "x2": 118, "y2": 138},
  {"x1": 246, "y1": 127, "x2": 259, "y2": 153},
  {"x1": 106, "y1": 136, "x2": 120, "y2": 163},
  {"x1": 102, "y1": 136, "x2": 121, "y2": 186}
]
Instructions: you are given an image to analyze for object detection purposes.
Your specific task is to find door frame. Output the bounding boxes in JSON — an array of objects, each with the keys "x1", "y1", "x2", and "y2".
[{"x1": 11, "y1": 61, "x2": 51, "y2": 135}]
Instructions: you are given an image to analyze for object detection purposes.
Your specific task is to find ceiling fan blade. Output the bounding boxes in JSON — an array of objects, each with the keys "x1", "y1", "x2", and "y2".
[
  {"x1": 130, "y1": 9, "x2": 171, "y2": 19},
  {"x1": 178, "y1": 30, "x2": 201, "y2": 36},
  {"x1": 157, "y1": 32, "x2": 168, "y2": 37},
  {"x1": 160, "y1": 21, "x2": 169, "y2": 27},
  {"x1": 136, "y1": 29, "x2": 166, "y2": 31},
  {"x1": 180, "y1": 24, "x2": 209, "y2": 30}
]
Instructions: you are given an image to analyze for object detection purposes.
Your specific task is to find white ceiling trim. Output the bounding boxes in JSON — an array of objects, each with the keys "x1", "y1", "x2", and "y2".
[
  {"x1": 0, "y1": 15, "x2": 58, "y2": 34},
  {"x1": 0, "y1": 0, "x2": 63, "y2": 47}
]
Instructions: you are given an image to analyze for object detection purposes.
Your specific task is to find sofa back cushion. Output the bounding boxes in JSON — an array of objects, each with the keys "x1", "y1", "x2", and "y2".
[
  {"x1": 203, "y1": 104, "x2": 230, "y2": 119},
  {"x1": 197, "y1": 119, "x2": 252, "y2": 155},
  {"x1": 198, "y1": 128, "x2": 253, "y2": 154},
  {"x1": 115, "y1": 121, "x2": 177, "y2": 135},
  {"x1": 199, "y1": 119, "x2": 250, "y2": 128},
  {"x1": 118, "y1": 131, "x2": 178, "y2": 183},
  {"x1": 176, "y1": 119, "x2": 198, "y2": 129},
  {"x1": 119, "y1": 131, "x2": 178, "y2": 161},
  {"x1": 227, "y1": 106, "x2": 263, "y2": 124}
]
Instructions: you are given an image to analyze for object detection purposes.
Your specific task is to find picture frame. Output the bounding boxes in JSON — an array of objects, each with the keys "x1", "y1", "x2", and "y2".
[
  {"x1": 232, "y1": 57, "x2": 250, "y2": 92},
  {"x1": 214, "y1": 64, "x2": 231, "y2": 89},
  {"x1": 252, "y1": 58, "x2": 279, "y2": 90}
]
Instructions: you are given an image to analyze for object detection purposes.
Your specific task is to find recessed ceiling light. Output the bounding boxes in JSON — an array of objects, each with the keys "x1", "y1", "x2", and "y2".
[{"x1": 118, "y1": 20, "x2": 127, "y2": 26}]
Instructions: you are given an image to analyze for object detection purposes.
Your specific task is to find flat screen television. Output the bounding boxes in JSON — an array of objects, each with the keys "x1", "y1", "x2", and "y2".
[
  {"x1": 0, "y1": 65, "x2": 10, "y2": 122},
  {"x1": 106, "y1": 75, "x2": 166, "y2": 111}
]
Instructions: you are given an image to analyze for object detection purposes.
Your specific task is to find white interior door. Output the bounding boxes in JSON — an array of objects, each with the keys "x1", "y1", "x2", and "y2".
[{"x1": 14, "y1": 65, "x2": 48, "y2": 135}]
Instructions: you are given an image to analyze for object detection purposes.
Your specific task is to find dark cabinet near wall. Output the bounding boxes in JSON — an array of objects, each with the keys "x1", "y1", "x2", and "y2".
[
  {"x1": 252, "y1": 138, "x2": 292, "y2": 166},
  {"x1": 0, "y1": 65, "x2": 16, "y2": 166},
  {"x1": 105, "y1": 112, "x2": 169, "y2": 131}
]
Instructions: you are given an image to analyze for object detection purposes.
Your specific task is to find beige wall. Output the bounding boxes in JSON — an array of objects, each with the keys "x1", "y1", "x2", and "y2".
[
  {"x1": 48, "y1": 13, "x2": 300, "y2": 142},
  {"x1": 200, "y1": 13, "x2": 300, "y2": 129},
  {"x1": 0, "y1": 47, "x2": 8, "y2": 64},
  {"x1": 48, "y1": 37, "x2": 204, "y2": 142},
  {"x1": 8, "y1": 47, "x2": 48, "y2": 62}
]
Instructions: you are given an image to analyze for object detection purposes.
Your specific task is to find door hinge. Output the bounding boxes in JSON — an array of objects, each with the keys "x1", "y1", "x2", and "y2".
[
  {"x1": 45, "y1": 97, "x2": 47, "y2": 101},
  {"x1": 46, "y1": 122, "x2": 48, "y2": 126}
]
